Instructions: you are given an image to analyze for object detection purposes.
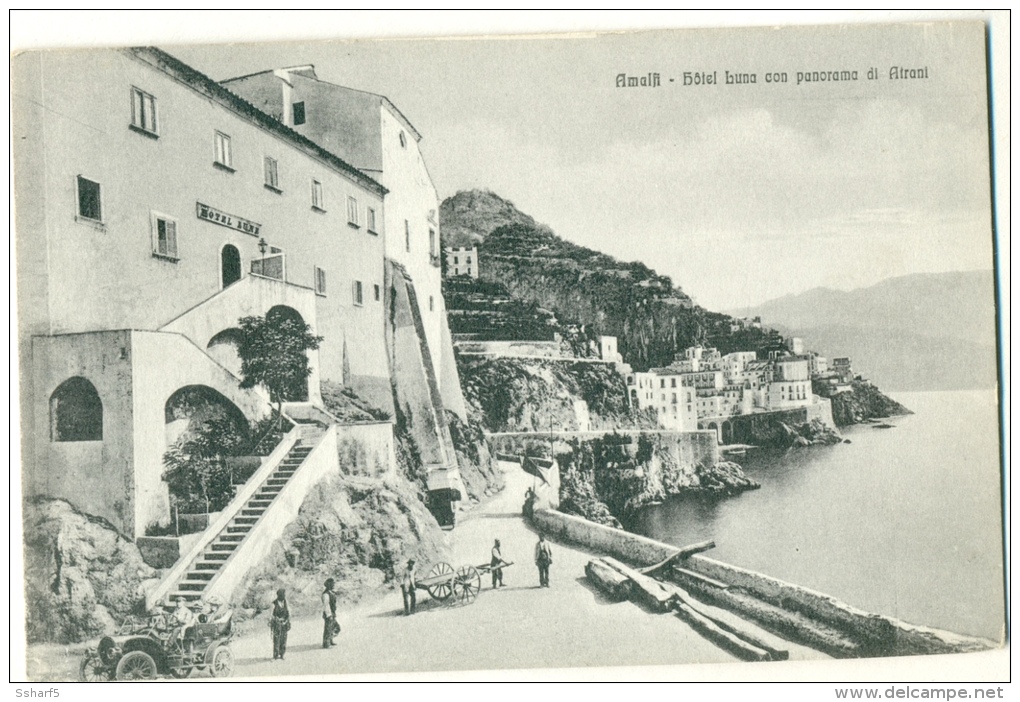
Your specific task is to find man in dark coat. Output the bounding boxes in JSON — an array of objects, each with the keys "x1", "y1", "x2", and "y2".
[
  {"x1": 535, "y1": 534, "x2": 553, "y2": 587},
  {"x1": 271, "y1": 588, "x2": 290, "y2": 660},
  {"x1": 321, "y1": 578, "x2": 338, "y2": 648}
]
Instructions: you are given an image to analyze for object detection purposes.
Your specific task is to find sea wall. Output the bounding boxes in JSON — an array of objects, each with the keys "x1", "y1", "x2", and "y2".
[
  {"x1": 684, "y1": 556, "x2": 994, "y2": 657},
  {"x1": 533, "y1": 508, "x2": 993, "y2": 657},
  {"x1": 533, "y1": 508, "x2": 676, "y2": 564}
]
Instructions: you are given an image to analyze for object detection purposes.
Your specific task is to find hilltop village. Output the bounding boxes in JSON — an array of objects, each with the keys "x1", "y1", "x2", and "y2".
[{"x1": 14, "y1": 47, "x2": 901, "y2": 650}]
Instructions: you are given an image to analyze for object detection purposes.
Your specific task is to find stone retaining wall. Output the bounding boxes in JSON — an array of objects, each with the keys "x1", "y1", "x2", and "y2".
[{"x1": 533, "y1": 508, "x2": 994, "y2": 656}]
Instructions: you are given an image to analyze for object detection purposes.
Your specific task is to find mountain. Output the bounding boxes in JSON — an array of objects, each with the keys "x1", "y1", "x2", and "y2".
[
  {"x1": 441, "y1": 190, "x2": 551, "y2": 247},
  {"x1": 440, "y1": 190, "x2": 782, "y2": 372},
  {"x1": 730, "y1": 272, "x2": 999, "y2": 391}
]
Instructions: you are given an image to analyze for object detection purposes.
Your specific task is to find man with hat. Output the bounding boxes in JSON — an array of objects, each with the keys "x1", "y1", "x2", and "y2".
[{"x1": 400, "y1": 559, "x2": 417, "y2": 616}]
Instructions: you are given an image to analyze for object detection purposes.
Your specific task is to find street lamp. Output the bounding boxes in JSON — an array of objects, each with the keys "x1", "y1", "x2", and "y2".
[{"x1": 258, "y1": 237, "x2": 268, "y2": 256}]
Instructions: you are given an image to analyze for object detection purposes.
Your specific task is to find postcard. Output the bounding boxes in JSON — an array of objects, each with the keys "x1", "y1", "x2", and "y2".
[{"x1": 10, "y1": 11, "x2": 1009, "y2": 686}]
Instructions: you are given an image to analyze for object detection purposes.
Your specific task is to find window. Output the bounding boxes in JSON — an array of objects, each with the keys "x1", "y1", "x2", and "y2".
[
  {"x1": 399, "y1": 131, "x2": 407, "y2": 148},
  {"x1": 214, "y1": 131, "x2": 233, "y2": 170},
  {"x1": 50, "y1": 377, "x2": 102, "y2": 442},
  {"x1": 264, "y1": 157, "x2": 280, "y2": 191},
  {"x1": 292, "y1": 101, "x2": 306, "y2": 126},
  {"x1": 374, "y1": 284, "x2": 381, "y2": 302},
  {"x1": 454, "y1": 256, "x2": 459, "y2": 265},
  {"x1": 311, "y1": 179, "x2": 324, "y2": 210},
  {"x1": 152, "y1": 213, "x2": 178, "y2": 260},
  {"x1": 347, "y1": 196, "x2": 359, "y2": 226},
  {"x1": 314, "y1": 266, "x2": 327, "y2": 295},
  {"x1": 405, "y1": 220, "x2": 410, "y2": 252},
  {"x1": 367, "y1": 207, "x2": 377, "y2": 233},
  {"x1": 130, "y1": 87, "x2": 157, "y2": 135},
  {"x1": 75, "y1": 176, "x2": 102, "y2": 222},
  {"x1": 429, "y1": 295, "x2": 434, "y2": 312},
  {"x1": 466, "y1": 255, "x2": 472, "y2": 264},
  {"x1": 353, "y1": 280, "x2": 363, "y2": 306}
]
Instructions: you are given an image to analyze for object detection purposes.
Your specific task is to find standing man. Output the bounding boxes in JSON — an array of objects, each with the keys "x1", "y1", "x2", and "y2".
[
  {"x1": 270, "y1": 588, "x2": 290, "y2": 661},
  {"x1": 535, "y1": 534, "x2": 553, "y2": 588},
  {"x1": 400, "y1": 559, "x2": 417, "y2": 616},
  {"x1": 321, "y1": 578, "x2": 338, "y2": 649},
  {"x1": 490, "y1": 539, "x2": 506, "y2": 589}
]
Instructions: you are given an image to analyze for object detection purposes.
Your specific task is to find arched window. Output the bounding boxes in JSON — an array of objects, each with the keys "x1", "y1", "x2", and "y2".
[
  {"x1": 50, "y1": 377, "x2": 103, "y2": 441},
  {"x1": 221, "y1": 244, "x2": 241, "y2": 288}
]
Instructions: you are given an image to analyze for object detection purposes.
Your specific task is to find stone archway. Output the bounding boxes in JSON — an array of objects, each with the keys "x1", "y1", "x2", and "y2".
[
  {"x1": 164, "y1": 385, "x2": 248, "y2": 450},
  {"x1": 207, "y1": 327, "x2": 244, "y2": 377},
  {"x1": 50, "y1": 376, "x2": 103, "y2": 441},
  {"x1": 265, "y1": 305, "x2": 311, "y2": 401}
]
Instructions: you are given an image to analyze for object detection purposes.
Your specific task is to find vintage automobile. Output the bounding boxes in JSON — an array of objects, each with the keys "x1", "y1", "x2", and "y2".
[{"x1": 79, "y1": 603, "x2": 235, "y2": 681}]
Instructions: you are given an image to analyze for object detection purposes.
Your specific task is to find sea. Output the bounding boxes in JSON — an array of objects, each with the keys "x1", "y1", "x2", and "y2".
[{"x1": 626, "y1": 390, "x2": 1006, "y2": 641}]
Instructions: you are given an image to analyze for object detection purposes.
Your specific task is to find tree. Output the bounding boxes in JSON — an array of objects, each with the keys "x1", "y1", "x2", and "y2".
[
  {"x1": 237, "y1": 311, "x2": 323, "y2": 426},
  {"x1": 162, "y1": 418, "x2": 245, "y2": 515}
]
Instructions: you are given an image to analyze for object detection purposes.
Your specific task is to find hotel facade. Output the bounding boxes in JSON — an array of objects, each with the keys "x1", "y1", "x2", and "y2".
[{"x1": 14, "y1": 47, "x2": 463, "y2": 539}]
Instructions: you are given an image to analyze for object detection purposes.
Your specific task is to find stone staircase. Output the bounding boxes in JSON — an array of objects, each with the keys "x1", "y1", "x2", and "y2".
[{"x1": 167, "y1": 424, "x2": 324, "y2": 603}]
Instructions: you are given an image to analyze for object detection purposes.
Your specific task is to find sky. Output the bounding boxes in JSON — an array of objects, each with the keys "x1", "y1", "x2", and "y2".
[{"x1": 12, "y1": 12, "x2": 1002, "y2": 311}]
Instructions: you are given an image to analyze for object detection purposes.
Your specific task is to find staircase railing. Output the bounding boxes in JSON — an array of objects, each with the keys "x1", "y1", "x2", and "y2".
[
  {"x1": 201, "y1": 426, "x2": 334, "y2": 600},
  {"x1": 146, "y1": 416, "x2": 301, "y2": 609}
]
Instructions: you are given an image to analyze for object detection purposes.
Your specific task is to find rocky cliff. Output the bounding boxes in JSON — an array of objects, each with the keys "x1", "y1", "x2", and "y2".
[
  {"x1": 815, "y1": 379, "x2": 912, "y2": 426},
  {"x1": 23, "y1": 498, "x2": 158, "y2": 644},
  {"x1": 458, "y1": 355, "x2": 656, "y2": 433},
  {"x1": 234, "y1": 469, "x2": 448, "y2": 619},
  {"x1": 557, "y1": 435, "x2": 758, "y2": 527}
]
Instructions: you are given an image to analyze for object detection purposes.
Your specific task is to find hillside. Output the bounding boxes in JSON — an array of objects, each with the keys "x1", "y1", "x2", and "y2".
[
  {"x1": 730, "y1": 271, "x2": 999, "y2": 390},
  {"x1": 441, "y1": 189, "x2": 551, "y2": 247},
  {"x1": 441, "y1": 191, "x2": 780, "y2": 371}
]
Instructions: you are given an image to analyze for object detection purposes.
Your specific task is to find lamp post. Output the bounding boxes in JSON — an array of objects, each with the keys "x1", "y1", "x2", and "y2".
[{"x1": 258, "y1": 237, "x2": 268, "y2": 257}]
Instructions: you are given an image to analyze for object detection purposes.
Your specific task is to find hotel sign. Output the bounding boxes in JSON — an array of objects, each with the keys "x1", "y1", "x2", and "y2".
[{"x1": 196, "y1": 202, "x2": 262, "y2": 237}]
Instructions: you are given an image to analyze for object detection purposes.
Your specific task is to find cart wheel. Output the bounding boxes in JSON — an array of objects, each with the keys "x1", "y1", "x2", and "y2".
[
  {"x1": 425, "y1": 562, "x2": 455, "y2": 600},
  {"x1": 115, "y1": 650, "x2": 158, "y2": 680},
  {"x1": 79, "y1": 652, "x2": 111, "y2": 682},
  {"x1": 453, "y1": 565, "x2": 481, "y2": 605},
  {"x1": 209, "y1": 646, "x2": 234, "y2": 678},
  {"x1": 169, "y1": 666, "x2": 192, "y2": 678}
]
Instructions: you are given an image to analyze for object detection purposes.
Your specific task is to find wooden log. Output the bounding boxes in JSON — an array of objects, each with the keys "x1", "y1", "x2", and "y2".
[
  {"x1": 601, "y1": 557, "x2": 676, "y2": 612},
  {"x1": 675, "y1": 604, "x2": 772, "y2": 662},
  {"x1": 585, "y1": 559, "x2": 632, "y2": 601},
  {"x1": 638, "y1": 540, "x2": 716, "y2": 576},
  {"x1": 661, "y1": 580, "x2": 790, "y2": 661},
  {"x1": 672, "y1": 566, "x2": 730, "y2": 590}
]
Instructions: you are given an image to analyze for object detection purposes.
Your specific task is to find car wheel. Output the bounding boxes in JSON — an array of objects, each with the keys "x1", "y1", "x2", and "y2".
[
  {"x1": 79, "y1": 652, "x2": 111, "y2": 682},
  {"x1": 210, "y1": 646, "x2": 234, "y2": 678},
  {"x1": 169, "y1": 666, "x2": 193, "y2": 678},
  {"x1": 115, "y1": 650, "x2": 158, "y2": 680}
]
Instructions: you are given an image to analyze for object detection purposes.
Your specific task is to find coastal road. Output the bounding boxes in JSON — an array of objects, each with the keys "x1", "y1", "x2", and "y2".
[
  {"x1": 224, "y1": 463, "x2": 825, "y2": 678},
  {"x1": 25, "y1": 463, "x2": 826, "y2": 681}
]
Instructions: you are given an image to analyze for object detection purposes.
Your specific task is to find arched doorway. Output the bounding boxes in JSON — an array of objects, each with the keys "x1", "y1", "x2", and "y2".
[
  {"x1": 50, "y1": 376, "x2": 103, "y2": 441},
  {"x1": 265, "y1": 305, "x2": 310, "y2": 401},
  {"x1": 164, "y1": 385, "x2": 248, "y2": 450},
  {"x1": 207, "y1": 327, "x2": 244, "y2": 377},
  {"x1": 221, "y1": 244, "x2": 241, "y2": 288}
]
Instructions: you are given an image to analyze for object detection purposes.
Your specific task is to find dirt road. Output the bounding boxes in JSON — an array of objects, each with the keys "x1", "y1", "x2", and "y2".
[{"x1": 227, "y1": 463, "x2": 823, "y2": 678}]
